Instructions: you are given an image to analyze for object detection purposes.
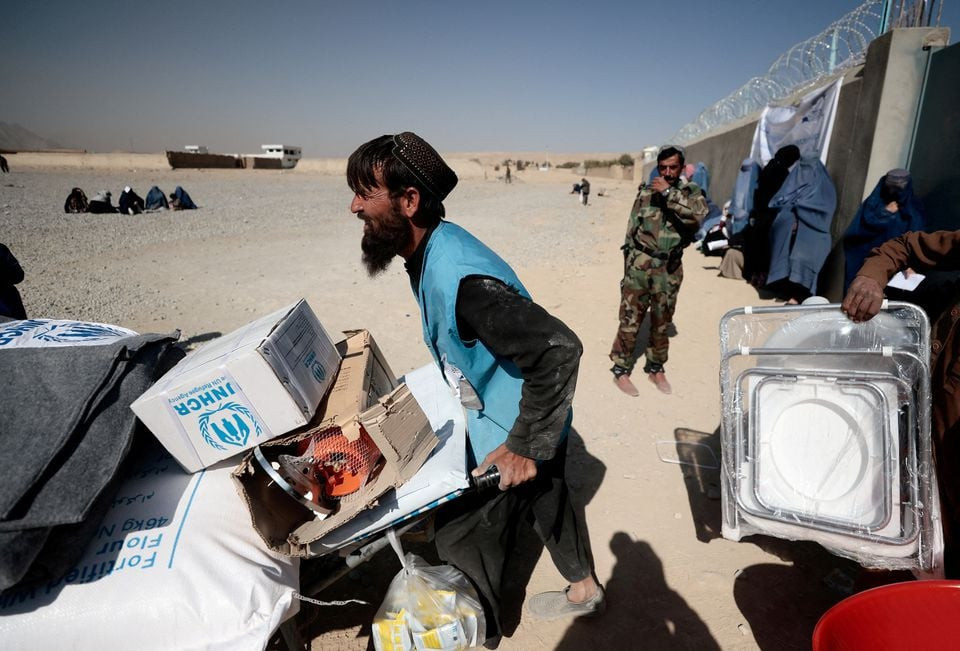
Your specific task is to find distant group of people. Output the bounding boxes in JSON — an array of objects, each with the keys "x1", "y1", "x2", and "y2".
[{"x1": 64, "y1": 185, "x2": 197, "y2": 214}]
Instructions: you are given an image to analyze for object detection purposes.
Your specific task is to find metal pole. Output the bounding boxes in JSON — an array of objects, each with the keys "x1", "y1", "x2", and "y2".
[
  {"x1": 829, "y1": 28, "x2": 838, "y2": 73},
  {"x1": 880, "y1": 0, "x2": 895, "y2": 32}
]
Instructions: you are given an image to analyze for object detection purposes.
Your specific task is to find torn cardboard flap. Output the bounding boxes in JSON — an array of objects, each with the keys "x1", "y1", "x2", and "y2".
[{"x1": 318, "y1": 329, "x2": 397, "y2": 433}]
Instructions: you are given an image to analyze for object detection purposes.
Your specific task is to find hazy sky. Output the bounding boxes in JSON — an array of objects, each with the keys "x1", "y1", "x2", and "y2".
[{"x1": 2, "y1": 0, "x2": 957, "y2": 155}]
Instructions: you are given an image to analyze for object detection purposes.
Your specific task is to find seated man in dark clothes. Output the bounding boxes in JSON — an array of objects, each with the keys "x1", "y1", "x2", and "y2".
[
  {"x1": 87, "y1": 190, "x2": 118, "y2": 214},
  {"x1": 345, "y1": 132, "x2": 603, "y2": 647},
  {"x1": 63, "y1": 187, "x2": 89, "y2": 213},
  {"x1": 118, "y1": 186, "x2": 145, "y2": 215},
  {"x1": 0, "y1": 154, "x2": 9, "y2": 173},
  {"x1": 0, "y1": 243, "x2": 27, "y2": 320}
]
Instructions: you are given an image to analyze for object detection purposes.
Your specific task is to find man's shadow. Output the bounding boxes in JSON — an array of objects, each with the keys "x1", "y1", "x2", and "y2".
[
  {"x1": 555, "y1": 532, "x2": 720, "y2": 649},
  {"x1": 497, "y1": 426, "x2": 606, "y2": 637}
]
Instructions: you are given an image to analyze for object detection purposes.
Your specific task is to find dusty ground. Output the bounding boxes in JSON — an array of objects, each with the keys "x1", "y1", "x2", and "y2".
[{"x1": 3, "y1": 160, "x2": 865, "y2": 650}]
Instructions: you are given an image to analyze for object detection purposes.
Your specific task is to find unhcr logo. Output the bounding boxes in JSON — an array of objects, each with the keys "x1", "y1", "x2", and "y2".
[
  {"x1": 304, "y1": 351, "x2": 326, "y2": 383},
  {"x1": 197, "y1": 402, "x2": 263, "y2": 451}
]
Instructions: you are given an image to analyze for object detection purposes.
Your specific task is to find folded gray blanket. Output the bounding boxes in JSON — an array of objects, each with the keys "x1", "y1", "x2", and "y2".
[{"x1": 0, "y1": 333, "x2": 179, "y2": 591}]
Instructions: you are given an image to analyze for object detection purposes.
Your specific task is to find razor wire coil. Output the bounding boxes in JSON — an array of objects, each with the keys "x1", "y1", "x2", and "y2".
[{"x1": 671, "y1": 0, "x2": 942, "y2": 144}]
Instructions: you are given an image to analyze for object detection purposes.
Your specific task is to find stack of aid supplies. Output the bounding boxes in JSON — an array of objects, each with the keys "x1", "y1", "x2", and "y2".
[{"x1": 132, "y1": 299, "x2": 439, "y2": 555}]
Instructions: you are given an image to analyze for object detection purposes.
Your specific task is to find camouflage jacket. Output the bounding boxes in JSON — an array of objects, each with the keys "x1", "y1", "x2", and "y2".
[{"x1": 622, "y1": 180, "x2": 709, "y2": 256}]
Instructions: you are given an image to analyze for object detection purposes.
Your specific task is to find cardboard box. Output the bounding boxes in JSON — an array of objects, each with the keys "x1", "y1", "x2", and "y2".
[
  {"x1": 232, "y1": 329, "x2": 439, "y2": 556},
  {"x1": 131, "y1": 299, "x2": 341, "y2": 472}
]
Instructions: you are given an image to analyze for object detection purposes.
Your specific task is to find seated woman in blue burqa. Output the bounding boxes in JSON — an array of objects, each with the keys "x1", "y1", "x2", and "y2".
[
  {"x1": 842, "y1": 168, "x2": 925, "y2": 293},
  {"x1": 763, "y1": 157, "x2": 837, "y2": 304}
]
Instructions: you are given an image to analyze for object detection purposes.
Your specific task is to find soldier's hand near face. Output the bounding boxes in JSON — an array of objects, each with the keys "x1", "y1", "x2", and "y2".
[
  {"x1": 649, "y1": 176, "x2": 670, "y2": 194},
  {"x1": 842, "y1": 276, "x2": 885, "y2": 322}
]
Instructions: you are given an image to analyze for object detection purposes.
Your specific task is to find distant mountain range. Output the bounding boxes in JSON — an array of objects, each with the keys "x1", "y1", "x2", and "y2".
[{"x1": 0, "y1": 122, "x2": 65, "y2": 151}]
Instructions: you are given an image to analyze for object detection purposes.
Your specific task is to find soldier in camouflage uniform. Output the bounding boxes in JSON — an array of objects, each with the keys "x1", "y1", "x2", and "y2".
[{"x1": 610, "y1": 145, "x2": 709, "y2": 396}]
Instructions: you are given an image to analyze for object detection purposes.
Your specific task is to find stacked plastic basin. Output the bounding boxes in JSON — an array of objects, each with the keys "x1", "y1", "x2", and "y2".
[{"x1": 719, "y1": 302, "x2": 943, "y2": 575}]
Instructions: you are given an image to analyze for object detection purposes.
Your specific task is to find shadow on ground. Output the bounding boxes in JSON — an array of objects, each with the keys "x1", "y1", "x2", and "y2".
[
  {"x1": 555, "y1": 532, "x2": 720, "y2": 650},
  {"x1": 667, "y1": 425, "x2": 894, "y2": 649}
]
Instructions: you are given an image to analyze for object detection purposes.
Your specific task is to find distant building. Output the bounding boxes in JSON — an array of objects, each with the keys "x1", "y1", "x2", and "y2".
[{"x1": 259, "y1": 145, "x2": 302, "y2": 169}]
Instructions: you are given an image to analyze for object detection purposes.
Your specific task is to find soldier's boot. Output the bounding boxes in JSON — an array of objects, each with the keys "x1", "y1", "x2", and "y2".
[
  {"x1": 611, "y1": 365, "x2": 639, "y2": 397},
  {"x1": 644, "y1": 362, "x2": 672, "y2": 395},
  {"x1": 647, "y1": 372, "x2": 672, "y2": 395}
]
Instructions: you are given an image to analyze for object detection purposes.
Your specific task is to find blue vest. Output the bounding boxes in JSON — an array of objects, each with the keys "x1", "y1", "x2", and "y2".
[{"x1": 414, "y1": 221, "x2": 530, "y2": 466}]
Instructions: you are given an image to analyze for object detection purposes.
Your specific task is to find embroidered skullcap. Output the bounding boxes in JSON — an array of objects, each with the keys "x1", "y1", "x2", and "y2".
[{"x1": 391, "y1": 131, "x2": 458, "y2": 200}]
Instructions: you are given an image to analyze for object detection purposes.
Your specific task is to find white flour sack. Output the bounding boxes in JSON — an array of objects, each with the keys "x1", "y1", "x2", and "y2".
[{"x1": 0, "y1": 449, "x2": 299, "y2": 650}]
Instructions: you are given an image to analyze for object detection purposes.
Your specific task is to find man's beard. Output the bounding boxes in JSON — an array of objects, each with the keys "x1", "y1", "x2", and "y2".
[{"x1": 360, "y1": 204, "x2": 412, "y2": 276}]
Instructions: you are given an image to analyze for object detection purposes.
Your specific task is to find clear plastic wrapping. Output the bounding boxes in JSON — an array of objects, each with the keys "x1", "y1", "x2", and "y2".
[
  {"x1": 719, "y1": 302, "x2": 943, "y2": 575},
  {"x1": 372, "y1": 531, "x2": 486, "y2": 650}
]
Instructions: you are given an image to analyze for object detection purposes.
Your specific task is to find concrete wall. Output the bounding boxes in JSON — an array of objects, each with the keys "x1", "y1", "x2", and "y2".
[
  {"x1": 581, "y1": 164, "x2": 634, "y2": 181},
  {"x1": 6, "y1": 152, "x2": 170, "y2": 170},
  {"x1": 908, "y1": 39, "x2": 960, "y2": 232},
  {"x1": 666, "y1": 27, "x2": 949, "y2": 301}
]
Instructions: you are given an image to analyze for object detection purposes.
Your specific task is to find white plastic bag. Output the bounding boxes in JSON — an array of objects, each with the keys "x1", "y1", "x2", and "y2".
[{"x1": 372, "y1": 529, "x2": 486, "y2": 650}]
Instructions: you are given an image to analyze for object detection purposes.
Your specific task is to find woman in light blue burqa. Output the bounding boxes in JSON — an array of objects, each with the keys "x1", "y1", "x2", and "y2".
[
  {"x1": 764, "y1": 158, "x2": 837, "y2": 303},
  {"x1": 842, "y1": 169, "x2": 925, "y2": 293}
]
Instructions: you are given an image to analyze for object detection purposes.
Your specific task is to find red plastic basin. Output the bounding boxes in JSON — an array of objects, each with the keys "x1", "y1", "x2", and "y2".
[{"x1": 813, "y1": 580, "x2": 960, "y2": 650}]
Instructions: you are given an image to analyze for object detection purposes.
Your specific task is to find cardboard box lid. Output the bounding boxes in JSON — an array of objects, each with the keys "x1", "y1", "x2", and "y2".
[
  {"x1": 316, "y1": 329, "x2": 397, "y2": 437},
  {"x1": 257, "y1": 300, "x2": 341, "y2": 417}
]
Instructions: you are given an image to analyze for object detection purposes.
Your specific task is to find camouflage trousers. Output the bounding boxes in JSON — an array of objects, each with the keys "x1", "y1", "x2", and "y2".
[{"x1": 609, "y1": 251, "x2": 683, "y2": 373}]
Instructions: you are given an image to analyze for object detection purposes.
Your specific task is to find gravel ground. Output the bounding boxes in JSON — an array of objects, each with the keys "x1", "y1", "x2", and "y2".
[{"x1": 2, "y1": 167, "x2": 617, "y2": 372}]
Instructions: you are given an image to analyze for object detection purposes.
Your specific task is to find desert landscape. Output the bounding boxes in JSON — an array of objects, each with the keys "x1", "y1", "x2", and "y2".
[{"x1": 2, "y1": 155, "x2": 860, "y2": 649}]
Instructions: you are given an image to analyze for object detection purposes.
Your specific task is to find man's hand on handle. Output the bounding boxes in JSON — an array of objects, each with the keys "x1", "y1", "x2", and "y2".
[
  {"x1": 473, "y1": 444, "x2": 537, "y2": 491},
  {"x1": 842, "y1": 276, "x2": 885, "y2": 323}
]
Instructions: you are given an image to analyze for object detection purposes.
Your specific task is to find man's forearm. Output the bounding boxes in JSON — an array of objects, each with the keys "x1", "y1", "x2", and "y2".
[
  {"x1": 456, "y1": 276, "x2": 581, "y2": 461},
  {"x1": 858, "y1": 230, "x2": 960, "y2": 287}
]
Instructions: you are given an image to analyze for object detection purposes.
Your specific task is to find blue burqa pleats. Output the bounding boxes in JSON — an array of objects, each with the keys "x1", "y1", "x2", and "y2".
[
  {"x1": 765, "y1": 158, "x2": 837, "y2": 295},
  {"x1": 690, "y1": 162, "x2": 709, "y2": 196},
  {"x1": 730, "y1": 159, "x2": 760, "y2": 235},
  {"x1": 172, "y1": 186, "x2": 197, "y2": 209},
  {"x1": 145, "y1": 186, "x2": 168, "y2": 211}
]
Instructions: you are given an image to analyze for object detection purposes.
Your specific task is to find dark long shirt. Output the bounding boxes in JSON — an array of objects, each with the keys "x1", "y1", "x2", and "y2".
[
  {"x1": 405, "y1": 225, "x2": 582, "y2": 460},
  {"x1": 857, "y1": 229, "x2": 960, "y2": 556}
]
